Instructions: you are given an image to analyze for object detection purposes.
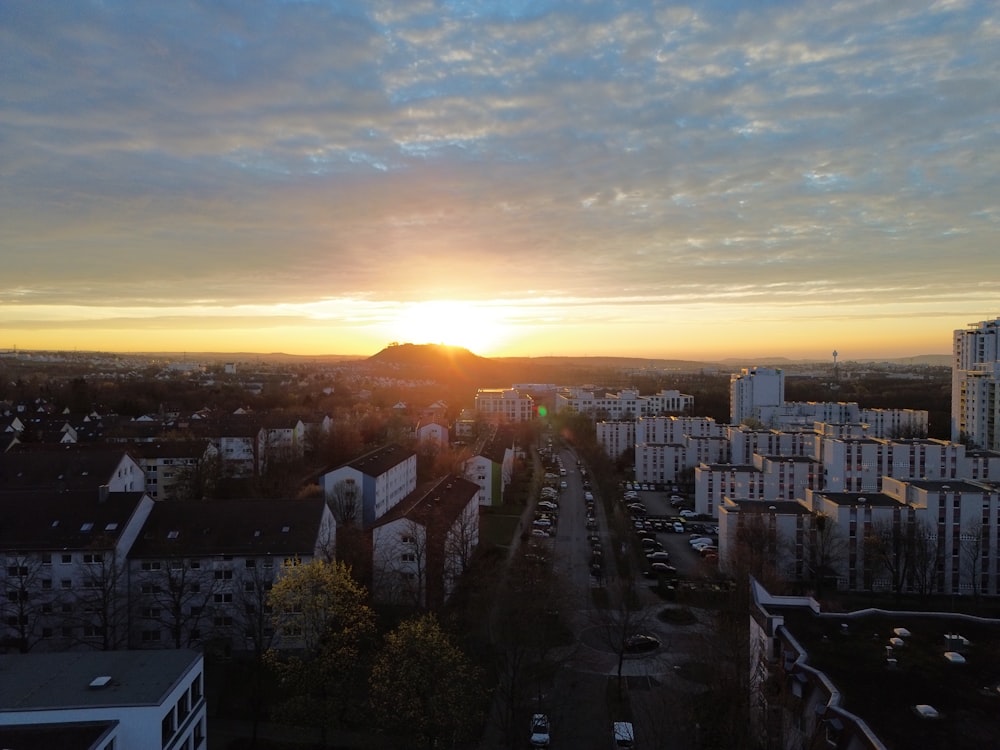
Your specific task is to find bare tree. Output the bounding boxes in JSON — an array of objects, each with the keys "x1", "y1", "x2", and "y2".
[
  {"x1": 802, "y1": 513, "x2": 847, "y2": 599},
  {"x1": 960, "y1": 521, "x2": 987, "y2": 603},
  {"x1": 864, "y1": 517, "x2": 916, "y2": 599},
  {"x1": 327, "y1": 479, "x2": 360, "y2": 527},
  {"x1": 71, "y1": 544, "x2": 129, "y2": 650},
  {"x1": 371, "y1": 520, "x2": 428, "y2": 609},
  {"x1": 909, "y1": 519, "x2": 941, "y2": 597},
  {"x1": 233, "y1": 558, "x2": 279, "y2": 746},
  {"x1": 134, "y1": 558, "x2": 218, "y2": 649},
  {"x1": 1, "y1": 554, "x2": 50, "y2": 652}
]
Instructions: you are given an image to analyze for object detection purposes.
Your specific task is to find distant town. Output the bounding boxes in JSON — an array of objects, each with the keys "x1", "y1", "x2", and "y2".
[{"x1": 0, "y1": 321, "x2": 997, "y2": 750}]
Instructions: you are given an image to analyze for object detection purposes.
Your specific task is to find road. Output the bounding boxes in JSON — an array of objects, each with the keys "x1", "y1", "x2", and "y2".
[{"x1": 526, "y1": 448, "x2": 712, "y2": 750}]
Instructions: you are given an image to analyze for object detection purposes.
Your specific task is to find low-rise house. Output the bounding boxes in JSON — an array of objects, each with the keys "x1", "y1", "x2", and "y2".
[{"x1": 0, "y1": 649, "x2": 206, "y2": 750}]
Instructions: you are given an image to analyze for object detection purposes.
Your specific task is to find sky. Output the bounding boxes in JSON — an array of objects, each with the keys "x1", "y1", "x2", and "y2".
[{"x1": 2, "y1": 0, "x2": 999, "y2": 361}]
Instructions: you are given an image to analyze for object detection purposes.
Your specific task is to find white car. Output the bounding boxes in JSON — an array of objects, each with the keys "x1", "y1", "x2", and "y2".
[
  {"x1": 530, "y1": 713, "x2": 551, "y2": 747},
  {"x1": 679, "y1": 509, "x2": 697, "y2": 518},
  {"x1": 689, "y1": 536, "x2": 714, "y2": 548}
]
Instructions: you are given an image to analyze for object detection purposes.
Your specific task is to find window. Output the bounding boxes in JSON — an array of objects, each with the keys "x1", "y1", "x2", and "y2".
[
  {"x1": 190, "y1": 673, "x2": 203, "y2": 703},
  {"x1": 401, "y1": 553, "x2": 416, "y2": 563},
  {"x1": 214, "y1": 569, "x2": 233, "y2": 580},
  {"x1": 189, "y1": 560, "x2": 201, "y2": 569},
  {"x1": 61, "y1": 554, "x2": 72, "y2": 564},
  {"x1": 189, "y1": 583, "x2": 201, "y2": 594},
  {"x1": 41, "y1": 553, "x2": 52, "y2": 565},
  {"x1": 80, "y1": 522, "x2": 94, "y2": 532},
  {"x1": 141, "y1": 561, "x2": 162, "y2": 571},
  {"x1": 213, "y1": 616, "x2": 233, "y2": 627},
  {"x1": 83, "y1": 553, "x2": 104, "y2": 564},
  {"x1": 62, "y1": 626, "x2": 73, "y2": 638},
  {"x1": 41, "y1": 579, "x2": 52, "y2": 590},
  {"x1": 61, "y1": 579, "x2": 72, "y2": 589},
  {"x1": 244, "y1": 582, "x2": 255, "y2": 592},
  {"x1": 162, "y1": 709, "x2": 175, "y2": 746},
  {"x1": 245, "y1": 559, "x2": 256, "y2": 568},
  {"x1": 141, "y1": 583, "x2": 161, "y2": 594},
  {"x1": 142, "y1": 607, "x2": 161, "y2": 618},
  {"x1": 142, "y1": 629, "x2": 162, "y2": 643},
  {"x1": 213, "y1": 593, "x2": 233, "y2": 603}
]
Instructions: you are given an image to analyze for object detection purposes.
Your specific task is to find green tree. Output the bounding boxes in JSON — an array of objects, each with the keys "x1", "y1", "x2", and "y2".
[
  {"x1": 369, "y1": 613, "x2": 486, "y2": 749},
  {"x1": 265, "y1": 560, "x2": 376, "y2": 747}
]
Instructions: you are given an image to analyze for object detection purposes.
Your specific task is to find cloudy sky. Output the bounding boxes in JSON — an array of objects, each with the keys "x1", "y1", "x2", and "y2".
[{"x1": 2, "y1": 0, "x2": 998, "y2": 360}]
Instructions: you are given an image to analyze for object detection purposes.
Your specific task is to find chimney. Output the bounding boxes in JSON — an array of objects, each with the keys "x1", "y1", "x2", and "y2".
[{"x1": 98, "y1": 484, "x2": 110, "y2": 503}]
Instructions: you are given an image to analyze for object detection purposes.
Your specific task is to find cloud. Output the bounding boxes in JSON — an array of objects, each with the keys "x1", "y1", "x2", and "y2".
[{"x1": 1, "y1": 0, "x2": 998, "y2": 354}]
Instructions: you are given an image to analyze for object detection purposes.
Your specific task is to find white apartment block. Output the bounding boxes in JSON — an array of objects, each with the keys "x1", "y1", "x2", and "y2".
[
  {"x1": 0, "y1": 649, "x2": 206, "y2": 750},
  {"x1": 635, "y1": 443, "x2": 687, "y2": 485},
  {"x1": 320, "y1": 444, "x2": 417, "y2": 527},
  {"x1": 555, "y1": 388, "x2": 692, "y2": 419},
  {"x1": 637, "y1": 416, "x2": 723, "y2": 444},
  {"x1": 730, "y1": 367, "x2": 785, "y2": 426},
  {"x1": 952, "y1": 317, "x2": 1000, "y2": 450},
  {"x1": 474, "y1": 388, "x2": 536, "y2": 423},
  {"x1": 596, "y1": 421, "x2": 636, "y2": 462},
  {"x1": 754, "y1": 455, "x2": 822, "y2": 502},
  {"x1": 695, "y1": 463, "x2": 765, "y2": 517}
]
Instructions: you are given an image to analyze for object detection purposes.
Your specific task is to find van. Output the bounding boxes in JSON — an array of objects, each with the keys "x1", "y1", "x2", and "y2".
[{"x1": 612, "y1": 721, "x2": 635, "y2": 749}]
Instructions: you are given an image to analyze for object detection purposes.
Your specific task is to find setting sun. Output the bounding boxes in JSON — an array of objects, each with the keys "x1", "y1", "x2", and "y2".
[{"x1": 386, "y1": 301, "x2": 510, "y2": 355}]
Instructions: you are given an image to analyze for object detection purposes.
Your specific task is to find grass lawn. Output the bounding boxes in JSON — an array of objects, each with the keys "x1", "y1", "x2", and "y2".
[{"x1": 480, "y1": 506, "x2": 522, "y2": 548}]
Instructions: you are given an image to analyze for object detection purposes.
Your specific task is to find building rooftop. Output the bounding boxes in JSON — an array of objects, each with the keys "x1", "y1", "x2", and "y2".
[
  {"x1": 342, "y1": 443, "x2": 414, "y2": 477},
  {"x1": 813, "y1": 491, "x2": 902, "y2": 508},
  {"x1": 0, "y1": 491, "x2": 147, "y2": 551},
  {"x1": 0, "y1": 649, "x2": 201, "y2": 711},
  {"x1": 128, "y1": 497, "x2": 327, "y2": 558},
  {"x1": 771, "y1": 601, "x2": 1000, "y2": 750},
  {"x1": 0, "y1": 721, "x2": 116, "y2": 750}
]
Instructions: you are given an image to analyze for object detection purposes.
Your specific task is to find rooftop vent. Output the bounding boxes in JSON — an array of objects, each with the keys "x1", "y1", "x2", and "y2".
[{"x1": 89, "y1": 675, "x2": 113, "y2": 689}]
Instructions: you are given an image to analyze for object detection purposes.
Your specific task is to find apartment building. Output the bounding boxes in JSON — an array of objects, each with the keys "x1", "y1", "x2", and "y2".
[
  {"x1": 952, "y1": 317, "x2": 1000, "y2": 450},
  {"x1": 0, "y1": 649, "x2": 206, "y2": 750},
  {"x1": 320, "y1": 443, "x2": 418, "y2": 527},
  {"x1": 730, "y1": 367, "x2": 785, "y2": 425},
  {"x1": 474, "y1": 388, "x2": 536, "y2": 423},
  {"x1": 555, "y1": 388, "x2": 692, "y2": 419},
  {"x1": 596, "y1": 420, "x2": 636, "y2": 463},
  {"x1": 370, "y1": 475, "x2": 480, "y2": 608}
]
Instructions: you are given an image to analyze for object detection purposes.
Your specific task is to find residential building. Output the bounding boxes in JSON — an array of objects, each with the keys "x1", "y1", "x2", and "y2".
[
  {"x1": 320, "y1": 443, "x2": 417, "y2": 527},
  {"x1": 128, "y1": 440, "x2": 215, "y2": 500},
  {"x1": 370, "y1": 475, "x2": 480, "y2": 608},
  {"x1": 474, "y1": 388, "x2": 536, "y2": 423},
  {"x1": 464, "y1": 427, "x2": 515, "y2": 506},
  {"x1": 952, "y1": 317, "x2": 1000, "y2": 450},
  {"x1": 127, "y1": 497, "x2": 335, "y2": 653},
  {"x1": 0, "y1": 649, "x2": 206, "y2": 750},
  {"x1": 730, "y1": 367, "x2": 784, "y2": 426},
  {"x1": 0, "y1": 490, "x2": 154, "y2": 653},
  {"x1": 0, "y1": 446, "x2": 145, "y2": 495},
  {"x1": 555, "y1": 388, "x2": 693, "y2": 419},
  {"x1": 596, "y1": 421, "x2": 635, "y2": 463}
]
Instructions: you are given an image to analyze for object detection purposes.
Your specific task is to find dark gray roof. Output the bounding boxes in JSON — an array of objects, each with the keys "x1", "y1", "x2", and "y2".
[
  {"x1": 0, "y1": 446, "x2": 135, "y2": 493},
  {"x1": 728, "y1": 499, "x2": 811, "y2": 515},
  {"x1": 0, "y1": 721, "x2": 115, "y2": 750},
  {"x1": 905, "y1": 479, "x2": 990, "y2": 493},
  {"x1": 0, "y1": 491, "x2": 147, "y2": 552},
  {"x1": 343, "y1": 443, "x2": 414, "y2": 477},
  {"x1": 814, "y1": 491, "x2": 902, "y2": 508},
  {"x1": 0, "y1": 649, "x2": 201, "y2": 711},
  {"x1": 128, "y1": 498, "x2": 327, "y2": 558}
]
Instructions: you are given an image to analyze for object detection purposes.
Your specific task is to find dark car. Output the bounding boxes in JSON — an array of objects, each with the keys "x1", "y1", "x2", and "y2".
[{"x1": 624, "y1": 634, "x2": 660, "y2": 652}]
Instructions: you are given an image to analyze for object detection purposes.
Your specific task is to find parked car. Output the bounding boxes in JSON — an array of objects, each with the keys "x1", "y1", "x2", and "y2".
[
  {"x1": 672, "y1": 522, "x2": 685, "y2": 533},
  {"x1": 613, "y1": 721, "x2": 635, "y2": 749},
  {"x1": 698, "y1": 545, "x2": 718, "y2": 557},
  {"x1": 625, "y1": 633, "x2": 660, "y2": 652},
  {"x1": 646, "y1": 551, "x2": 671, "y2": 562},
  {"x1": 679, "y1": 509, "x2": 697, "y2": 518},
  {"x1": 645, "y1": 561, "x2": 677, "y2": 576},
  {"x1": 689, "y1": 536, "x2": 713, "y2": 547},
  {"x1": 538, "y1": 500, "x2": 559, "y2": 510},
  {"x1": 530, "y1": 713, "x2": 551, "y2": 747}
]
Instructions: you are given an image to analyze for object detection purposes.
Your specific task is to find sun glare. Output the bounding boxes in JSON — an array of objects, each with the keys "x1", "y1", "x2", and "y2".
[{"x1": 390, "y1": 300, "x2": 509, "y2": 355}]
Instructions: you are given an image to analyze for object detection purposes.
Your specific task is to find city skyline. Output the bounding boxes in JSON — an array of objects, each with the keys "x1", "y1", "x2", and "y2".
[{"x1": 2, "y1": 1, "x2": 998, "y2": 360}]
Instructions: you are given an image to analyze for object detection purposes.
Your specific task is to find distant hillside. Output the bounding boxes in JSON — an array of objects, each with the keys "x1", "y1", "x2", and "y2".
[{"x1": 365, "y1": 343, "x2": 506, "y2": 383}]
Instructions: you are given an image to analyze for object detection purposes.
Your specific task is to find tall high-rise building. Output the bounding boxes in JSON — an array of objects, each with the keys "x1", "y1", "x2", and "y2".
[
  {"x1": 729, "y1": 367, "x2": 784, "y2": 426},
  {"x1": 952, "y1": 318, "x2": 1000, "y2": 449}
]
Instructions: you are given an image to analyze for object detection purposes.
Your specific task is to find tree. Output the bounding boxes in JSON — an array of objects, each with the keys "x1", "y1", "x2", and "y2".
[
  {"x1": 71, "y1": 544, "x2": 129, "y2": 650},
  {"x1": 1, "y1": 555, "x2": 50, "y2": 652},
  {"x1": 134, "y1": 558, "x2": 218, "y2": 649},
  {"x1": 960, "y1": 521, "x2": 987, "y2": 604},
  {"x1": 864, "y1": 516, "x2": 917, "y2": 599},
  {"x1": 369, "y1": 613, "x2": 486, "y2": 749},
  {"x1": 802, "y1": 513, "x2": 847, "y2": 599},
  {"x1": 265, "y1": 559, "x2": 376, "y2": 747}
]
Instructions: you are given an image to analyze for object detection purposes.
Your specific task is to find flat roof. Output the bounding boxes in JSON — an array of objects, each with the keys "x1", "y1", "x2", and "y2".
[
  {"x1": 814, "y1": 491, "x2": 902, "y2": 508},
  {"x1": 0, "y1": 649, "x2": 201, "y2": 711},
  {"x1": 772, "y1": 605, "x2": 1000, "y2": 750}
]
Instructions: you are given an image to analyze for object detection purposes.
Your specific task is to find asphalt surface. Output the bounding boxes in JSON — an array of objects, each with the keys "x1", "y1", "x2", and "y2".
[{"x1": 487, "y1": 447, "x2": 714, "y2": 750}]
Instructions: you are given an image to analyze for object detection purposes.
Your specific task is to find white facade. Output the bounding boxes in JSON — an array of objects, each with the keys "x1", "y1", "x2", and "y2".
[
  {"x1": 952, "y1": 318, "x2": 1000, "y2": 450},
  {"x1": 555, "y1": 388, "x2": 692, "y2": 419},
  {"x1": 695, "y1": 463, "x2": 765, "y2": 517},
  {"x1": 0, "y1": 649, "x2": 206, "y2": 750},
  {"x1": 474, "y1": 388, "x2": 536, "y2": 423},
  {"x1": 596, "y1": 420, "x2": 636, "y2": 462},
  {"x1": 730, "y1": 368, "x2": 785, "y2": 426}
]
